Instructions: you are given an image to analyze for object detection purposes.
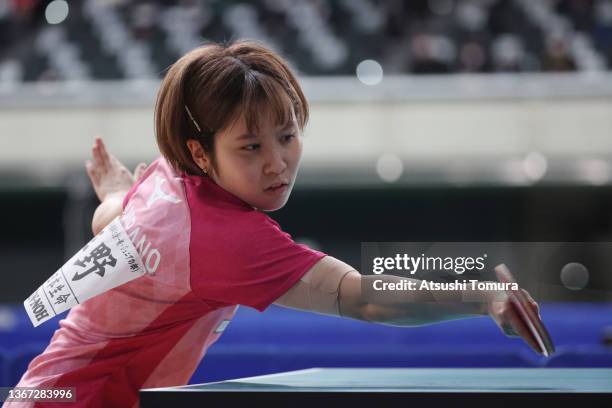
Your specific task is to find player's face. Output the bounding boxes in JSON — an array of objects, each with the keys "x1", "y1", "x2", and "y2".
[{"x1": 209, "y1": 108, "x2": 302, "y2": 211}]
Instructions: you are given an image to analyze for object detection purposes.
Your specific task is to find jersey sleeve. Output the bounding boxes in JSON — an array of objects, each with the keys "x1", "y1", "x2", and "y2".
[
  {"x1": 122, "y1": 182, "x2": 140, "y2": 210},
  {"x1": 190, "y1": 211, "x2": 327, "y2": 312}
]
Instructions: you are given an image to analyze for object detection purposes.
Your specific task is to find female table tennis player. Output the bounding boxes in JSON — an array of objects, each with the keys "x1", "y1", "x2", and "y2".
[{"x1": 7, "y1": 41, "x2": 540, "y2": 408}]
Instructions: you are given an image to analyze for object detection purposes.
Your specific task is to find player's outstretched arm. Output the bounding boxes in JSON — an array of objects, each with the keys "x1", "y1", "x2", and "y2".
[
  {"x1": 85, "y1": 137, "x2": 146, "y2": 235},
  {"x1": 275, "y1": 256, "x2": 542, "y2": 353}
]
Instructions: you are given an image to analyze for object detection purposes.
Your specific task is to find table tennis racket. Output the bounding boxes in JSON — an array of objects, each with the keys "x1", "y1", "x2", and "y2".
[{"x1": 494, "y1": 264, "x2": 555, "y2": 357}]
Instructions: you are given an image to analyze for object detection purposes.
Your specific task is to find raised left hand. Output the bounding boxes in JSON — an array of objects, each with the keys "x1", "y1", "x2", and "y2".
[{"x1": 85, "y1": 137, "x2": 147, "y2": 202}]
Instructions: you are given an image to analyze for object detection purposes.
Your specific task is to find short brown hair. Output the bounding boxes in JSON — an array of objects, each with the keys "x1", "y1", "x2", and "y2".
[{"x1": 155, "y1": 40, "x2": 309, "y2": 175}]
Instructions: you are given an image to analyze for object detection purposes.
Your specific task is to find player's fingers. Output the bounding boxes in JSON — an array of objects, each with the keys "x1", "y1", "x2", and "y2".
[
  {"x1": 521, "y1": 288, "x2": 541, "y2": 317},
  {"x1": 85, "y1": 160, "x2": 99, "y2": 186},
  {"x1": 92, "y1": 139, "x2": 106, "y2": 171},
  {"x1": 505, "y1": 305, "x2": 540, "y2": 353},
  {"x1": 134, "y1": 163, "x2": 147, "y2": 180},
  {"x1": 85, "y1": 160, "x2": 96, "y2": 178},
  {"x1": 501, "y1": 322, "x2": 519, "y2": 337},
  {"x1": 520, "y1": 288, "x2": 535, "y2": 304},
  {"x1": 97, "y1": 138, "x2": 111, "y2": 167}
]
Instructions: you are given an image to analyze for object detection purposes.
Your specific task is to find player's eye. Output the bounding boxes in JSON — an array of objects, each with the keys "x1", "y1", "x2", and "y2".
[
  {"x1": 281, "y1": 134, "x2": 295, "y2": 143},
  {"x1": 242, "y1": 144, "x2": 260, "y2": 151}
]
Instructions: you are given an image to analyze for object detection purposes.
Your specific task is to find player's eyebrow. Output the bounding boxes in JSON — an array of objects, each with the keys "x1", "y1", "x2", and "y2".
[
  {"x1": 236, "y1": 133, "x2": 256, "y2": 141},
  {"x1": 235, "y1": 123, "x2": 296, "y2": 141}
]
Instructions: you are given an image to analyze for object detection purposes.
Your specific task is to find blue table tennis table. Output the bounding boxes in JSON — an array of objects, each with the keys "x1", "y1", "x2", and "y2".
[{"x1": 140, "y1": 367, "x2": 612, "y2": 407}]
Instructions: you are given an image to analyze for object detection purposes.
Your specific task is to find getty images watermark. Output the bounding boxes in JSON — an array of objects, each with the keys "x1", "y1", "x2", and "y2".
[
  {"x1": 369, "y1": 251, "x2": 517, "y2": 291},
  {"x1": 360, "y1": 242, "x2": 612, "y2": 300}
]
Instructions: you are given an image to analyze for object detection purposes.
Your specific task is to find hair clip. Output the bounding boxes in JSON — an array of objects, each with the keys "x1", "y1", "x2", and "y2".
[{"x1": 184, "y1": 104, "x2": 202, "y2": 133}]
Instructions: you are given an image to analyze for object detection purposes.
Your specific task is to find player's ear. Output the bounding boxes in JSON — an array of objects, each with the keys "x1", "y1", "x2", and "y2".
[{"x1": 186, "y1": 139, "x2": 212, "y2": 173}]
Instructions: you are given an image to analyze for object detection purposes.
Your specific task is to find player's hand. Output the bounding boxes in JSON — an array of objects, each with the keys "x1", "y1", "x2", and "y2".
[
  {"x1": 484, "y1": 288, "x2": 541, "y2": 351},
  {"x1": 85, "y1": 137, "x2": 147, "y2": 202}
]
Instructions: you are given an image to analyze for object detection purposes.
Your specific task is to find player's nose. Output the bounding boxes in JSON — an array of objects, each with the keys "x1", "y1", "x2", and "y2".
[{"x1": 264, "y1": 146, "x2": 287, "y2": 175}]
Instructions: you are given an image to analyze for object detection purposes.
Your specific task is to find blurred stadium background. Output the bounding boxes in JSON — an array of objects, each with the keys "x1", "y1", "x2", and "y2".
[{"x1": 1, "y1": 0, "x2": 611, "y2": 387}]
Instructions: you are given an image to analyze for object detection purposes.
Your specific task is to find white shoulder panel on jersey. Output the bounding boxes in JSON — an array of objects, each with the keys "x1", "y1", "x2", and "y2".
[{"x1": 23, "y1": 216, "x2": 146, "y2": 327}]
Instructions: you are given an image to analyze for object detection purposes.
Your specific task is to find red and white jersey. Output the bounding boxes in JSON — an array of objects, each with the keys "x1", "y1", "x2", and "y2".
[{"x1": 7, "y1": 157, "x2": 325, "y2": 408}]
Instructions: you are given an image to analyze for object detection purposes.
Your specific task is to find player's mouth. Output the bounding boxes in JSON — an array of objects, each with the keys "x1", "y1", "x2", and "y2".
[{"x1": 265, "y1": 182, "x2": 288, "y2": 194}]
